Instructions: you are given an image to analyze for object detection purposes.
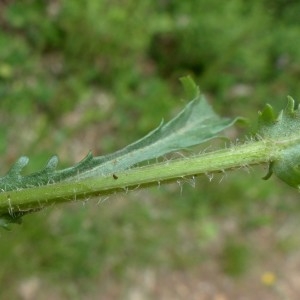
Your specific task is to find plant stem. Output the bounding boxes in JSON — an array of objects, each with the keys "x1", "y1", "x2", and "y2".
[{"x1": 0, "y1": 140, "x2": 276, "y2": 215}]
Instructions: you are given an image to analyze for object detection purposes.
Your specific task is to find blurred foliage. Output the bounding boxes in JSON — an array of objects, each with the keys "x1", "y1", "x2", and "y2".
[
  {"x1": 221, "y1": 239, "x2": 251, "y2": 277},
  {"x1": 1, "y1": 0, "x2": 300, "y2": 298}
]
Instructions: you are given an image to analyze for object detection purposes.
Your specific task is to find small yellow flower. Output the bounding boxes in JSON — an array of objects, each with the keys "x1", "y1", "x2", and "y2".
[{"x1": 261, "y1": 271, "x2": 276, "y2": 286}]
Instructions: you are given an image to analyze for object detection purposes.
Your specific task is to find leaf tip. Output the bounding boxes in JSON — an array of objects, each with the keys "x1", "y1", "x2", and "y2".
[
  {"x1": 285, "y1": 96, "x2": 296, "y2": 115},
  {"x1": 179, "y1": 75, "x2": 200, "y2": 99},
  {"x1": 258, "y1": 104, "x2": 276, "y2": 125},
  {"x1": 46, "y1": 155, "x2": 59, "y2": 170},
  {"x1": 8, "y1": 156, "x2": 29, "y2": 175}
]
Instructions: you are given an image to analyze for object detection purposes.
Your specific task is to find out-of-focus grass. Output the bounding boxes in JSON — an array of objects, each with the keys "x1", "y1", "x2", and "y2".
[{"x1": 2, "y1": 0, "x2": 300, "y2": 298}]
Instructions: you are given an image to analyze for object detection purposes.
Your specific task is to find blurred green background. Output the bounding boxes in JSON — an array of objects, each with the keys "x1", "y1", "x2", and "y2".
[{"x1": 1, "y1": 1, "x2": 300, "y2": 299}]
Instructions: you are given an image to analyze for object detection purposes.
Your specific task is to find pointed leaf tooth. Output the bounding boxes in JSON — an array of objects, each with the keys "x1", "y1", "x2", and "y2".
[
  {"x1": 285, "y1": 96, "x2": 295, "y2": 115},
  {"x1": 179, "y1": 75, "x2": 200, "y2": 99},
  {"x1": 7, "y1": 156, "x2": 29, "y2": 175},
  {"x1": 276, "y1": 110, "x2": 283, "y2": 122},
  {"x1": 45, "y1": 155, "x2": 59, "y2": 170},
  {"x1": 258, "y1": 104, "x2": 276, "y2": 125},
  {"x1": 72, "y1": 151, "x2": 94, "y2": 171}
]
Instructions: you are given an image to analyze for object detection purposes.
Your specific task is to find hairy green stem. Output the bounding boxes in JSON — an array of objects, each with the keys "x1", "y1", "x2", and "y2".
[{"x1": 0, "y1": 140, "x2": 276, "y2": 215}]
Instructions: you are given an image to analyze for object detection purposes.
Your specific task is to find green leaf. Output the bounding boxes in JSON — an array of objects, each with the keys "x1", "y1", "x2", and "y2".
[
  {"x1": 258, "y1": 97, "x2": 300, "y2": 188},
  {"x1": 0, "y1": 77, "x2": 243, "y2": 227},
  {"x1": 0, "y1": 77, "x2": 239, "y2": 194}
]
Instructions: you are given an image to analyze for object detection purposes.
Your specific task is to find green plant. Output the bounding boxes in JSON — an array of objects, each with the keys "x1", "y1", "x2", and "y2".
[{"x1": 0, "y1": 76, "x2": 299, "y2": 229}]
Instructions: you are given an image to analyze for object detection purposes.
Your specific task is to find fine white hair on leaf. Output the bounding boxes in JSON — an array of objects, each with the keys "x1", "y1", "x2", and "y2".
[
  {"x1": 157, "y1": 180, "x2": 161, "y2": 189},
  {"x1": 239, "y1": 163, "x2": 252, "y2": 174},
  {"x1": 218, "y1": 169, "x2": 227, "y2": 183},
  {"x1": 198, "y1": 144, "x2": 213, "y2": 155},
  {"x1": 171, "y1": 152, "x2": 187, "y2": 159},
  {"x1": 255, "y1": 133, "x2": 264, "y2": 141},
  {"x1": 72, "y1": 190, "x2": 77, "y2": 202},
  {"x1": 97, "y1": 196, "x2": 109, "y2": 205},
  {"x1": 123, "y1": 186, "x2": 129, "y2": 194},
  {"x1": 205, "y1": 172, "x2": 214, "y2": 182},
  {"x1": 47, "y1": 178, "x2": 55, "y2": 185},
  {"x1": 244, "y1": 135, "x2": 256, "y2": 142},
  {"x1": 130, "y1": 184, "x2": 141, "y2": 192},
  {"x1": 176, "y1": 179, "x2": 184, "y2": 195},
  {"x1": 180, "y1": 176, "x2": 196, "y2": 188},
  {"x1": 7, "y1": 195, "x2": 13, "y2": 215},
  {"x1": 82, "y1": 196, "x2": 90, "y2": 207}
]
